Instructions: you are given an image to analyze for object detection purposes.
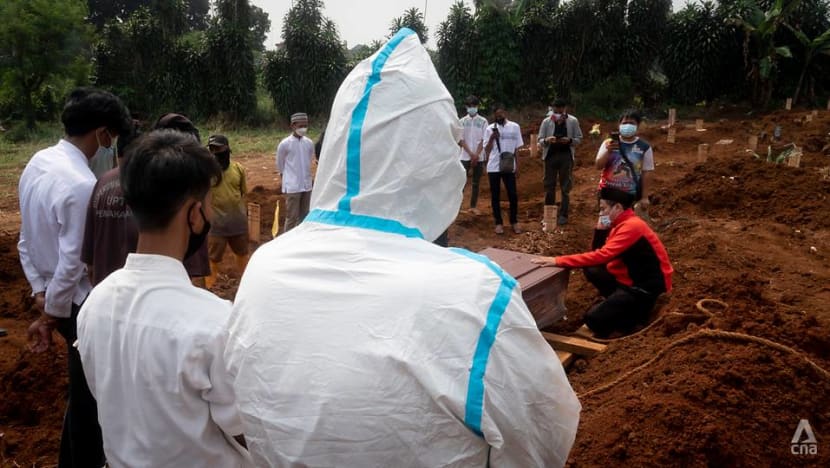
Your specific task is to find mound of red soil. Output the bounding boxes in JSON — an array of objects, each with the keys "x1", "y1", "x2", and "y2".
[
  {"x1": 659, "y1": 156, "x2": 830, "y2": 229},
  {"x1": 1, "y1": 110, "x2": 828, "y2": 466},
  {"x1": 0, "y1": 233, "x2": 66, "y2": 464}
]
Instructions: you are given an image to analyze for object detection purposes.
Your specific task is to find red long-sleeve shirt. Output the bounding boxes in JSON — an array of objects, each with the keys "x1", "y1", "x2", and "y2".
[{"x1": 555, "y1": 209, "x2": 673, "y2": 294}]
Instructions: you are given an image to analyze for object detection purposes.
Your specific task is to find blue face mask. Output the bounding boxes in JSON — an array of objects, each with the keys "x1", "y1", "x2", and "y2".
[
  {"x1": 467, "y1": 107, "x2": 478, "y2": 116},
  {"x1": 619, "y1": 123, "x2": 638, "y2": 138}
]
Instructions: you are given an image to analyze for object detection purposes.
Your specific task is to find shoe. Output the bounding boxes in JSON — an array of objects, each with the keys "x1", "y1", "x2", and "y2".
[
  {"x1": 470, "y1": 208, "x2": 481, "y2": 216},
  {"x1": 494, "y1": 225, "x2": 504, "y2": 234},
  {"x1": 557, "y1": 216, "x2": 568, "y2": 226},
  {"x1": 512, "y1": 224, "x2": 522, "y2": 234}
]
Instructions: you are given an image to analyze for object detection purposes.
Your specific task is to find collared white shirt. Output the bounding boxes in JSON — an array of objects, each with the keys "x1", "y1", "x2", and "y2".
[
  {"x1": 276, "y1": 134, "x2": 315, "y2": 193},
  {"x1": 77, "y1": 253, "x2": 250, "y2": 468},
  {"x1": 18, "y1": 139, "x2": 95, "y2": 317},
  {"x1": 484, "y1": 120, "x2": 524, "y2": 173},
  {"x1": 459, "y1": 114, "x2": 488, "y2": 161}
]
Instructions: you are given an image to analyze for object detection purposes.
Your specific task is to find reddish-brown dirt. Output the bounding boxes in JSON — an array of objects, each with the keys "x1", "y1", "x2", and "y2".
[{"x1": 1, "y1": 109, "x2": 828, "y2": 466}]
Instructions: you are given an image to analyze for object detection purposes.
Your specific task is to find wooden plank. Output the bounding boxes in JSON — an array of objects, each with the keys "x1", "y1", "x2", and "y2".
[
  {"x1": 556, "y1": 350, "x2": 575, "y2": 368},
  {"x1": 542, "y1": 332, "x2": 607, "y2": 356}
]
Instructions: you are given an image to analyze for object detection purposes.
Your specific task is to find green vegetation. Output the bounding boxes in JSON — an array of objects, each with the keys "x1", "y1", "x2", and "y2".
[{"x1": 1, "y1": 0, "x2": 830, "y2": 140}]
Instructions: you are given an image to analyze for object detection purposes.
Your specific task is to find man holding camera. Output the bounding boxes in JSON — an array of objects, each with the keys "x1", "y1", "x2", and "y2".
[{"x1": 538, "y1": 98, "x2": 582, "y2": 226}]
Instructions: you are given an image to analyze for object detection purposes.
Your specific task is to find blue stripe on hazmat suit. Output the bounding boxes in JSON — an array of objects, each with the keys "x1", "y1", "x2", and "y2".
[{"x1": 225, "y1": 28, "x2": 581, "y2": 468}]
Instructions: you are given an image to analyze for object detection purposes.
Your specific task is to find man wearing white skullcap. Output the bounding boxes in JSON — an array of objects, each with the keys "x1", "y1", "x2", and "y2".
[
  {"x1": 227, "y1": 28, "x2": 580, "y2": 467},
  {"x1": 276, "y1": 112, "x2": 314, "y2": 231}
]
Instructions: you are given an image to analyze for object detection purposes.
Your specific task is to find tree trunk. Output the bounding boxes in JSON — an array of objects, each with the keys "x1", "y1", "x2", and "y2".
[
  {"x1": 22, "y1": 86, "x2": 36, "y2": 130},
  {"x1": 793, "y1": 56, "x2": 810, "y2": 105}
]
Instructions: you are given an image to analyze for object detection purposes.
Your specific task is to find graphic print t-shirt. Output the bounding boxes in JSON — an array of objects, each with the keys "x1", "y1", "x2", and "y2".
[{"x1": 595, "y1": 138, "x2": 654, "y2": 196}]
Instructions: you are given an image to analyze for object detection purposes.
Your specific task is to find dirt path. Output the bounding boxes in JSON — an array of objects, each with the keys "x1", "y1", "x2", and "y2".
[{"x1": 1, "y1": 111, "x2": 828, "y2": 466}]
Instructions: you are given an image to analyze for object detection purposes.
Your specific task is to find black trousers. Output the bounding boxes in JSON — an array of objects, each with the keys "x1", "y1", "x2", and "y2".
[
  {"x1": 55, "y1": 303, "x2": 106, "y2": 468},
  {"x1": 461, "y1": 160, "x2": 484, "y2": 209},
  {"x1": 488, "y1": 172, "x2": 518, "y2": 226},
  {"x1": 543, "y1": 149, "x2": 573, "y2": 216},
  {"x1": 583, "y1": 266, "x2": 657, "y2": 337}
]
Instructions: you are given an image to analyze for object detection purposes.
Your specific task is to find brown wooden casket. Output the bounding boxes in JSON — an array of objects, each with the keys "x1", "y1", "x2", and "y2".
[{"x1": 478, "y1": 248, "x2": 569, "y2": 329}]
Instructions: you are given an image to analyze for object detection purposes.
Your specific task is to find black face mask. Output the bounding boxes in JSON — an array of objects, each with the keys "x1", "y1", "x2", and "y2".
[
  {"x1": 496, "y1": 117, "x2": 506, "y2": 126},
  {"x1": 184, "y1": 205, "x2": 211, "y2": 260},
  {"x1": 214, "y1": 150, "x2": 230, "y2": 170}
]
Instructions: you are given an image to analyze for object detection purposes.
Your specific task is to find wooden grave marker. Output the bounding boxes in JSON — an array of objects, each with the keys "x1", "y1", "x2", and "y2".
[
  {"x1": 697, "y1": 143, "x2": 709, "y2": 162},
  {"x1": 247, "y1": 202, "x2": 261, "y2": 243},
  {"x1": 748, "y1": 135, "x2": 758, "y2": 152},
  {"x1": 530, "y1": 134, "x2": 538, "y2": 159}
]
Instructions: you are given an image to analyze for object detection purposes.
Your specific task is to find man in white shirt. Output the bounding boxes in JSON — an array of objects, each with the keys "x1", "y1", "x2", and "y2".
[
  {"x1": 77, "y1": 130, "x2": 251, "y2": 467},
  {"x1": 459, "y1": 95, "x2": 488, "y2": 214},
  {"x1": 276, "y1": 112, "x2": 315, "y2": 232},
  {"x1": 18, "y1": 87, "x2": 131, "y2": 467},
  {"x1": 484, "y1": 104, "x2": 524, "y2": 234}
]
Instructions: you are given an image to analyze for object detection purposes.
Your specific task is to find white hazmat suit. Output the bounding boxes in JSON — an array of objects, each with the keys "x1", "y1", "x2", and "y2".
[{"x1": 225, "y1": 28, "x2": 581, "y2": 467}]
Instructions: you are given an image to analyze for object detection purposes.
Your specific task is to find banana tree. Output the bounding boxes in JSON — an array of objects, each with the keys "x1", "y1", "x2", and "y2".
[
  {"x1": 786, "y1": 25, "x2": 830, "y2": 104},
  {"x1": 732, "y1": 0, "x2": 801, "y2": 106}
]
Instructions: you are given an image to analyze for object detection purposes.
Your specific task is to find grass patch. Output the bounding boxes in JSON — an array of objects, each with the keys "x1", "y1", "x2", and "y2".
[
  {"x1": 0, "y1": 122, "x2": 324, "y2": 209},
  {"x1": 0, "y1": 124, "x2": 64, "y2": 207},
  {"x1": 199, "y1": 125, "x2": 322, "y2": 157}
]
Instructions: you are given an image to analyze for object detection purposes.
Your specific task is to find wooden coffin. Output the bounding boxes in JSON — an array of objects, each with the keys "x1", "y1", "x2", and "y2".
[{"x1": 478, "y1": 247, "x2": 569, "y2": 329}]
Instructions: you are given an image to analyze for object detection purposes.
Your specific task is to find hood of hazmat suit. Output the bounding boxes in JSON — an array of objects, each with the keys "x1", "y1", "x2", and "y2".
[{"x1": 225, "y1": 28, "x2": 580, "y2": 468}]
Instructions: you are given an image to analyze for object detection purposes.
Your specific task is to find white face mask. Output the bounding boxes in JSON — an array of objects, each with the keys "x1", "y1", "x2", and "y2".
[
  {"x1": 467, "y1": 107, "x2": 478, "y2": 116},
  {"x1": 553, "y1": 113, "x2": 562, "y2": 121},
  {"x1": 598, "y1": 215, "x2": 612, "y2": 229},
  {"x1": 96, "y1": 129, "x2": 114, "y2": 151},
  {"x1": 295, "y1": 127, "x2": 308, "y2": 137}
]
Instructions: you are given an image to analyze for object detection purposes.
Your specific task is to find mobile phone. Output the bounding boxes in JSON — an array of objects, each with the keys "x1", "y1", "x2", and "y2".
[{"x1": 610, "y1": 131, "x2": 620, "y2": 143}]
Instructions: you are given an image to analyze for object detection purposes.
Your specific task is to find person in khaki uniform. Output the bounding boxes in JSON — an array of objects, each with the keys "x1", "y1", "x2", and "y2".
[
  {"x1": 206, "y1": 134, "x2": 249, "y2": 288},
  {"x1": 276, "y1": 113, "x2": 315, "y2": 232}
]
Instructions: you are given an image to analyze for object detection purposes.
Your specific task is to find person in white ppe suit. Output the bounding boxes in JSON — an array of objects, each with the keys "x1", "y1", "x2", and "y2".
[{"x1": 225, "y1": 28, "x2": 581, "y2": 467}]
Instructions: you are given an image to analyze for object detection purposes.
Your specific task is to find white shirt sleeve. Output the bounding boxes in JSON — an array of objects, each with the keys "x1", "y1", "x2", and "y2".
[
  {"x1": 276, "y1": 141, "x2": 287, "y2": 173},
  {"x1": 570, "y1": 118, "x2": 583, "y2": 146},
  {"x1": 515, "y1": 124, "x2": 524, "y2": 148},
  {"x1": 45, "y1": 182, "x2": 94, "y2": 317},
  {"x1": 201, "y1": 329, "x2": 245, "y2": 437},
  {"x1": 18, "y1": 229, "x2": 46, "y2": 295},
  {"x1": 483, "y1": 125, "x2": 494, "y2": 155},
  {"x1": 643, "y1": 146, "x2": 655, "y2": 171},
  {"x1": 481, "y1": 297, "x2": 581, "y2": 467}
]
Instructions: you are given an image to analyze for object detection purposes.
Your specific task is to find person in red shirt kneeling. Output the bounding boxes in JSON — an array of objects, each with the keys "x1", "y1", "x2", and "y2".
[{"x1": 533, "y1": 187, "x2": 673, "y2": 337}]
